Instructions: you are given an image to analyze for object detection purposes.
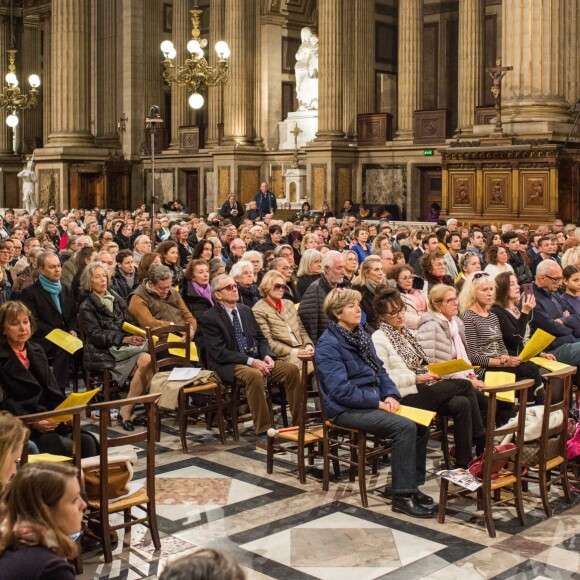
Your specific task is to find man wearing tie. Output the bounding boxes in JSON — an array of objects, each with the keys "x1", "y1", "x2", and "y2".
[
  {"x1": 201, "y1": 274, "x2": 300, "y2": 446},
  {"x1": 254, "y1": 182, "x2": 277, "y2": 217}
]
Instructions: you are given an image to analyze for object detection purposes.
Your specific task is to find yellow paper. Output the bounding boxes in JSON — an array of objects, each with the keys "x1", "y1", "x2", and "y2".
[
  {"x1": 122, "y1": 322, "x2": 158, "y2": 343},
  {"x1": 530, "y1": 357, "x2": 571, "y2": 372},
  {"x1": 45, "y1": 328, "x2": 83, "y2": 354},
  {"x1": 483, "y1": 372, "x2": 516, "y2": 403},
  {"x1": 427, "y1": 359, "x2": 477, "y2": 376},
  {"x1": 48, "y1": 388, "x2": 100, "y2": 423},
  {"x1": 394, "y1": 405, "x2": 437, "y2": 427},
  {"x1": 167, "y1": 332, "x2": 199, "y2": 362},
  {"x1": 518, "y1": 329, "x2": 556, "y2": 362},
  {"x1": 28, "y1": 453, "x2": 72, "y2": 463}
]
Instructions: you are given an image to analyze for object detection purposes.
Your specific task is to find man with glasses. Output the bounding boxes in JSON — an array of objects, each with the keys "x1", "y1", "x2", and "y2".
[
  {"x1": 201, "y1": 274, "x2": 301, "y2": 448},
  {"x1": 531, "y1": 261, "x2": 580, "y2": 366}
]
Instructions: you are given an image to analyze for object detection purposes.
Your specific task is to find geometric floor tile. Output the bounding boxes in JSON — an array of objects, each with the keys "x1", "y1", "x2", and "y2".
[{"x1": 155, "y1": 477, "x2": 232, "y2": 505}]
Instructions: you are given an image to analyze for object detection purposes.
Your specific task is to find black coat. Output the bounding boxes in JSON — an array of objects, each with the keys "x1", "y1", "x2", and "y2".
[
  {"x1": 296, "y1": 273, "x2": 318, "y2": 300},
  {"x1": 78, "y1": 290, "x2": 132, "y2": 370},
  {"x1": 21, "y1": 279, "x2": 79, "y2": 354},
  {"x1": 110, "y1": 267, "x2": 141, "y2": 301},
  {"x1": 179, "y1": 278, "x2": 213, "y2": 321},
  {"x1": 0, "y1": 545, "x2": 76, "y2": 580},
  {"x1": 0, "y1": 341, "x2": 64, "y2": 416},
  {"x1": 200, "y1": 303, "x2": 274, "y2": 384},
  {"x1": 237, "y1": 283, "x2": 260, "y2": 307},
  {"x1": 219, "y1": 201, "x2": 244, "y2": 227}
]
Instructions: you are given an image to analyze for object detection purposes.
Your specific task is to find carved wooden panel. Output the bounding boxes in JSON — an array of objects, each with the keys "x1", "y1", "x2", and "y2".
[
  {"x1": 357, "y1": 113, "x2": 393, "y2": 145},
  {"x1": 520, "y1": 171, "x2": 550, "y2": 212},
  {"x1": 39, "y1": 169, "x2": 59, "y2": 211},
  {"x1": 218, "y1": 166, "x2": 230, "y2": 204},
  {"x1": 483, "y1": 171, "x2": 511, "y2": 211},
  {"x1": 311, "y1": 164, "x2": 327, "y2": 209},
  {"x1": 238, "y1": 166, "x2": 260, "y2": 205},
  {"x1": 449, "y1": 172, "x2": 476, "y2": 210},
  {"x1": 179, "y1": 126, "x2": 204, "y2": 153},
  {"x1": 413, "y1": 109, "x2": 450, "y2": 144},
  {"x1": 335, "y1": 164, "x2": 352, "y2": 212}
]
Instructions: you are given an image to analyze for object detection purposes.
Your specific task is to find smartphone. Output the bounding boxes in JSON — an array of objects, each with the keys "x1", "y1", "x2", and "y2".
[{"x1": 523, "y1": 283, "x2": 533, "y2": 298}]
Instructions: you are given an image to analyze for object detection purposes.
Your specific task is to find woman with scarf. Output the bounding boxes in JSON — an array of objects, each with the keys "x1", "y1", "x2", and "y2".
[
  {"x1": 419, "y1": 251, "x2": 455, "y2": 293},
  {"x1": 372, "y1": 286, "x2": 485, "y2": 469},
  {"x1": 352, "y1": 255, "x2": 385, "y2": 332},
  {"x1": 315, "y1": 288, "x2": 435, "y2": 519},
  {"x1": 231, "y1": 260, "x2": 260, "y2": 307}
]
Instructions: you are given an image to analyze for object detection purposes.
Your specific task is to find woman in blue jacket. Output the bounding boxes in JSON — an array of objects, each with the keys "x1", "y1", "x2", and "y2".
[{"x1": 315, "y1": 288, "x2": 435, "y2": 519}]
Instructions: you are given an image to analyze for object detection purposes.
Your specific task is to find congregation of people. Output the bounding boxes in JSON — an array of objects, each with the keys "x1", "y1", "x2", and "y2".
[{"x1": 0, "y1": 188, "x2": 579, "y2": 576}]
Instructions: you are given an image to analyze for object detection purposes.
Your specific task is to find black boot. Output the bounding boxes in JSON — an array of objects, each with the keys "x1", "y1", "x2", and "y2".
[{"x1": 392, "y1": 494, "x2": 437, "y2": 519}]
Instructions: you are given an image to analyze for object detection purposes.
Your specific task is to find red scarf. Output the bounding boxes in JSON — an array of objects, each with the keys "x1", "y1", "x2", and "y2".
[{"x1": 265, "y1": 297, "x2": 283, "y2": 312}]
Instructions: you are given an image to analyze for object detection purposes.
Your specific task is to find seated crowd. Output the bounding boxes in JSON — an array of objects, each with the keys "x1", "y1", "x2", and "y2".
[{"x1": 0, "y1": 201, "x2": 579, "y2": 571}]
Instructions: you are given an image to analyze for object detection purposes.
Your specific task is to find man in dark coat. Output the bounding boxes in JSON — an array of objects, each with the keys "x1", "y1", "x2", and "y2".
[
  {"x1": 21, "y1": 253, "x2": 80, "y2": 393},
  {"x1": 201, "y1": 274, "x2": 300, "y2": 444},
  {"x1": 254, "y1": 182, "x2": 277, "y2": 217}
]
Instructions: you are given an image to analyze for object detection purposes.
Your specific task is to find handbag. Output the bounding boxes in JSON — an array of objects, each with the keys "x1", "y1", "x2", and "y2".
[
  {"x1": 81, "y1": 449, "x2": 137, "y2": 501},
  {"x1": 468, "y1": 443, "x2": 516, "y2": 480},
  {"x1": 109, "y1": 342, "x2": 148, "y2": 362}
]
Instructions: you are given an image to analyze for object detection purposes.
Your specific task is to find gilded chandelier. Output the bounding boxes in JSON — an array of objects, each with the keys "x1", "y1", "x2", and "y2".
[
  {"x1": 160, "y1": 2, "x2": 230, "y2": 110},
  {"x1": 0, "y1": 48, "x2": 40, "y2": 127}
]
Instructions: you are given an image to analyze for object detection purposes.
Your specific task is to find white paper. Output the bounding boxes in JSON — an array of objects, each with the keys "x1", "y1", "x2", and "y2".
[{"x1": 168, "y1": 367, "x2": 201, "y2": 381}]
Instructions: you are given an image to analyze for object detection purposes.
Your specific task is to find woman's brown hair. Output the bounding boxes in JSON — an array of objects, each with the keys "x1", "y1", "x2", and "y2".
[
  {"x1": 185, "y1": 258, "x2": 209, "y2": 281},
  {"x1": 373, "y1": 285, "x2": 404, "y2": 318},
  {"x1": 0, "y1": 301, "x2": 37, "y2": 345},
  {"x1": 137, "y1": 251, "x2": 161, "y2": 279}
]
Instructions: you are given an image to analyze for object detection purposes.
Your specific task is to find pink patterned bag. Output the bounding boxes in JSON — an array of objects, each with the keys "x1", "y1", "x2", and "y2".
[{"x1": 567, "y1": 420, "x2": 580, "y2": 461}]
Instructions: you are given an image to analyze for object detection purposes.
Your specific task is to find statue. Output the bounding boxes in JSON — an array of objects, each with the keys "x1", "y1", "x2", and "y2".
[
  {"x1": 487, "y1": 58, "x2": 513, "y2": 134},
  {"x1": 295, "y1": 27, "x2": 319, "y2": 111},
  {"x1": 18, "y1": 159, "x2": 38, "y2": 214}
]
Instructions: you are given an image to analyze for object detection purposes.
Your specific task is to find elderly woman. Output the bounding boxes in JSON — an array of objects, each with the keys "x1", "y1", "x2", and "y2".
[
  {"x1": 11, "y1": 246, "x2": 43, "y2": 299},
  {"x1": 0, "y1": 302, "x2": 98, "y2": 457},
  {"x1": 350, "y1": 228, "x2": 373, "y2": 265},
  {"x1": 300, "y1": 233, "x2": 318, "y2": 255},
  {"x1": 460, "y1": 271, "x2": 544, "y2": 406},
  {"x1": 484, "y1": 245, "x2": 514, "y2": 279},
  {"x1": 128, "y1": 263, "x2": 197, "y2": 338},
  {"x1": 352, "y1": 255, "x2": 385, "y2": 332},
  {"x1": 241, "y1": 250, "x2": 263, "y2": 284},
  {"x1": 329, "y1": 232, "x2": 348, "y2": 253},
  {"x1": 372, "y1": 286, "x2": 485, "y2": 469},
  {"x1": 209, "y1": 257, "x2": 226, "y2": 281},
  {"x1": 315, "y1": 288, "x2": 435, "y2": 519},
  {"x1": 387, "y1": 264, "x2": 427, "y2": 330},
  {"x1": 253, "y1": 270, "x2": 314, "y2": 370},
  {"x1": 455, "y1": 251, "x2": 482, "y2": 293},
  {"x1": 296, "y1": 248, "x2": 323, "y2": 300},
  {"x1": 419, "y1": 250, "x2": 455, "y2": 292},
  {"x1": 79, "y1": 262, "x2": 153, "y2": 431},
  {"x1": 230, "y1": 259, "x2": 259, "y2": 307},
  {"x1": 177, "y1": 226, "x2": 194, "y2": 268},
  {"x1": 180, "y1": 258, "x2": 214, "y2": 322},
  {"x1": 156, "y1": 240, "x2": 184, "y2": 286}
]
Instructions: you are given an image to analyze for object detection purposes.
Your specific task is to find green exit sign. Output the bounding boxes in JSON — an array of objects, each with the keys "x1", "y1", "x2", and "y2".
[{"x1": 424, "y1": 149, "x2": 435, "y2": 156}]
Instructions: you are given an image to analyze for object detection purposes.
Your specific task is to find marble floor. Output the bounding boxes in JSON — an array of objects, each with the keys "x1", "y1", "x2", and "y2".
[{"x1": 78, "y1": 417, "x2": 580, "y2": 580}]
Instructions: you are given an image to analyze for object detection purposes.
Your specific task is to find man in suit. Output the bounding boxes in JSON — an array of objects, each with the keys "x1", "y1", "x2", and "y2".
[
  {"x1": 201, "y1": 274, "x2": 300, "y2": 446},
  {"x1": 21, "y1": 252, "x2": 80, "y2": 393},
  {"x1": 254, "y1": 182, "x2": 277, "y2": 217}
]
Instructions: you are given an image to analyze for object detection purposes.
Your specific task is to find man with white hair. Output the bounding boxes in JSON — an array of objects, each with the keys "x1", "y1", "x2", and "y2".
[
  {"x1": 133, "y1": 234, "x2": 152, "y2": 266},
  {"x1": 446, "y1": 218, "x2": 458, "y2": 232},
  {"x1": 298, "y1": 250, "x2": 345, "y2": 343},
  {"x1": 531, "y1": 260, "x2": 580, "y2": 366},
  {"x1": 501, "y1": 224, "x2": 514, "y2": 234}
]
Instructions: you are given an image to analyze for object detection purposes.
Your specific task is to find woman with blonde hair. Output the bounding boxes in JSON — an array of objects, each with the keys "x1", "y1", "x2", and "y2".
[
  {"x1": 296, "y1": 248, "x2": 323, "y2": 299},
  {"x1": 0, "y1": 462, "x2": 86, "y2": 578},
  {"x1": 562, "y1": 246, "x2": 580, "y2": 269},
  {"x1": 352, "y1": 255, "x2": 385, "y2": 332},
  {"x1": 343, "y1": 249, "x2": 359, "y2": 283},
  {"x1": 0, "y1": 411, "x2": 27, "y2": 493},
  {"x1": 300, "y1": 232, "x2": 318, "y2": 255},
  {"x1": 371, "y1": 233, "x2": 391, "y2": 254}
]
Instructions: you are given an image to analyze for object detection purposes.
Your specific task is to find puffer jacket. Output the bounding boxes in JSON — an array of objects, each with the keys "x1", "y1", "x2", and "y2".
[
  {"x1": 78, "y1": 290, "x2": 133, "y2": 369},
  {"x1": 298, "y1": 275, "x2": 334, "y2": 343},
  {"x1": 416, "y1": 311, "x2": 469, "y2": 364}
]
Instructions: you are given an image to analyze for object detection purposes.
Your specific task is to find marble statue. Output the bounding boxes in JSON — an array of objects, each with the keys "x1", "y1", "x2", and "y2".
[
  {"x1": 295, "y1": 27, "x2": 319, "y2": 111},
  {"x1": 18, "y1": 159, "x2": 38, "y2": 214}
]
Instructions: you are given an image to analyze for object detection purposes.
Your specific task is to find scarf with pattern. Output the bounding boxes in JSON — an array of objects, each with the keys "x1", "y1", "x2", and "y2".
[
  {"x1": 330, "y1": 320, "x2": 381, "y2": 375},
  {"x1": 378, "y1": 321, "x2": 430, "y2": 375}
]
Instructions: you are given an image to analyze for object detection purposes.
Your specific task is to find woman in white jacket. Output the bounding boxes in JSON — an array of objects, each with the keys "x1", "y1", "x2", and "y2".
[{"x1": 371, "y1": 285, "x2": 485, "y2": 468}]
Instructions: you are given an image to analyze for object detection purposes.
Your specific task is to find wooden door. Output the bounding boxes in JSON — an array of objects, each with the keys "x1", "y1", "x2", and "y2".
[
  {"x1": 185, "y1": 170, "x2": 200, "y2": 215},
  {"x1": 420, "y1": 168, "x2": 442, "y2": 221}
]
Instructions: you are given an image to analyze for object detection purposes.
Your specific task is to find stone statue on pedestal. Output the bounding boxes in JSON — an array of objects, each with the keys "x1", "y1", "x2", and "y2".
[
  {"x1": 295, "y1": 27, "x2": 319, "y2": 111},
  {"x1": 18, "y1": 159, "x2": 38, "y2": 214}
]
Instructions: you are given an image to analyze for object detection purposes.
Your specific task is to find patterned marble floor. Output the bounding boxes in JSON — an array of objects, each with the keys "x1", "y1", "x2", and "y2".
[{"x1": 78, "y1": 417, "x2": 580, "y2": 580}]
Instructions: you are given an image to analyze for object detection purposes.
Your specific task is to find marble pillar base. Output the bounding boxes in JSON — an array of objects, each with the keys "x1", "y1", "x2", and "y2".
[{"x1": 278, "y1": 111, "x2": 318, "y2": 150}]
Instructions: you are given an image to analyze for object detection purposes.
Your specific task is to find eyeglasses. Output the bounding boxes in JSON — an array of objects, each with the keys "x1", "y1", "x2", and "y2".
[
  {"x1": 441, "y1": 296, "x2": 458, "y2": 304},
  {"x1": 273, "y1": 283, "x2": 288, "y2": 291},
  {"x1": 473, "y1": 271, "x2": 490, "y2": 280},
  {"x1": 384, "y1": 307, "x2": 406, "y2": 318},
  {"x1": 399, "y1": 275, "x2": 413, "y2": 281},
  {"x1": 544, "y1": 274, "x2": 563, "y2": 282},
  {"x1": 217, "y1": 284, "x2": 237, "y2": 292}
]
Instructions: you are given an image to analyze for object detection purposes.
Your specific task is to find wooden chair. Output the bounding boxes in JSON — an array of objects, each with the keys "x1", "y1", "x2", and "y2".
[
  {"x1": 438, "y1": 378, "x2": 534, "y2": 538},
  {"x1": 86, "y1": 394, "x2": 161, "y2": 563},
  {"x1": 521, "y1": 366, "x2": 575, "y2": 517},
  {"x1": 315, "y1": 371, "x2": 391, "y2": 508},
  {"x1": 266, "y1": 353, "x2": 324, "y2": 483},
  {"x1": 146, "y1": 324, "x2": 226, "y2": 452}
]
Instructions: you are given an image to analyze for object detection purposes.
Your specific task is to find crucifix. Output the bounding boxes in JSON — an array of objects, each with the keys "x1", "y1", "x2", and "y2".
[
  {"x1": 487, "y1": 58, "x2": 513, "y2": 134},
  {"x1": 290, "y1": 123, "x2": 303, "y2": 169}
]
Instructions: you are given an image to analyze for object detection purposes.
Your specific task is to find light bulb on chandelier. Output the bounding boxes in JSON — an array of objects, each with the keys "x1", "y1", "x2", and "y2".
[
  {"x1": 6, "y1": 113, "x2": 19, "y2": 128},
  {"x1": 188, "y1": 93, "x2": 204, "y2": 109}
]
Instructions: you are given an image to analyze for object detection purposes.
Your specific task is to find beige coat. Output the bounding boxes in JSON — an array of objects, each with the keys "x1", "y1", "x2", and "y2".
[{"x1": 252, "y1": 298, "x2": 313, "y2": 369}]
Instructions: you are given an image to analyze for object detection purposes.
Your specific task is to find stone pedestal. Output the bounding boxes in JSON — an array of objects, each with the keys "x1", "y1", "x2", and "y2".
[
  {"x1": 284, "y1": 167, "x2": 307, "y2": 205},
  {"x1": 278, "y1": 112, "x2": 318, "y2": 150}
]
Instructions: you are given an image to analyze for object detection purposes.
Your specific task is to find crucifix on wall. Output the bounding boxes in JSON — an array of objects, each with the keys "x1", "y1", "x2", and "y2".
[
  {"x1": 487, "y1": 58, "x2": 513, "y2": 134},
  {"x1": 290, "y1": 123, "x2": 303, "y2": 169}
]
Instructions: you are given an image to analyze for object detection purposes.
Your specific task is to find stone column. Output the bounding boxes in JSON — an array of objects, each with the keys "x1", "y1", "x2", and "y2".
[
  {"x1": 0, "y1": 17, "x2": 13, "y2": 154},
  {"x1": 456, "y1": 0, "x2": 484, "y2": 134},
  {"x1": 355, "y1": 0, "x2": 375, "y2": 117},
  {"x1": 169, "y1": 0, "x2": 190, "y2": 149},
  {"x1": 96, "y1": 0, "x2": 119, "y2": 147},
  {"x1": 206, "y1": 0, "x2": 224, "y2": 147},
  {"x1": 342, "y1": 0, "x2": 356, "y2": 139},
  {"x1": 502, "y1": 0, "x2": 569, "y2": 124},
  {"x1": 48, "y1": 0, "x2": 94, "y2": 147},
  {"x1": 224, "y1": 0, "x2": 248, "y2": 144},
  {"x1": 565, "y1": 0, "x2": 580, "y2": 106},
  {"x1": 251, "y1": 1, "x2": 263, "y2": 146},
  {"x1": 21, "y1": 15, "x2": 43, "y2": 149},
  {"x1": 41, "y1": 14, "x2": 52, "y2": 146},
  {"x1": 316, "y1": 0, "x2": 344, "y2": 141},
  {"x1": 396, "y1": 0, "x2": 423, "y2": 140}
]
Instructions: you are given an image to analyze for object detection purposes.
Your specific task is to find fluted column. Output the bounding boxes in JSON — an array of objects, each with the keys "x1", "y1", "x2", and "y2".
[
  {"x1": 396, "y1": 0, "x2": 423, "y2": 140},
  {"x1": 48, "y1": 0, "x2": 93, "y2": 146},
  {"x1": 206, "y1": 0, "x2": 224, "y2": 147},
  {"x1": 565, "y1": 0, "x2": 580, "y2": 105},
  {"x1": 316, "y1": 0, "x2": 344, "y2": 141},
  {"x1": 21, "y1": 16, "x2": 43, "y2": 149},
  {"x1": 224, "y1": 0, "x2": 248, "y2": 144},
  {"x1": 355, "y1": 0, "x2": 375, "y2": 117},
  {"x1": 456, "y1": 0, "x2": 484, "y2": 134},
  {"x1": 342, "y1": 0, "x2": 356, "y2": 139},
  {"x1": 96, "y1": 0, "x2": 119, "y2": 147},
  {"x1": 169, "y1": 0, "x2": 190, "y2": 149},
  {"x1": 41, "y1": 14, "x2": 52, "y2": 146},
  {"x1": 0, "y1": 17, "x2": 13, "y2": 154},
  {"x1": 252, "y1": 1, "x2": 263, "y2": 146},
  {"x1": 502, "y1": 0, "x2": 569, "y2": 124}
]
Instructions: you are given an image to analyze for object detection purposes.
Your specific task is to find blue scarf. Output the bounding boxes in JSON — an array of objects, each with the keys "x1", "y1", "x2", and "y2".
[{"x1": 39, "y1": 274, "x2": 62, "y2": 314}]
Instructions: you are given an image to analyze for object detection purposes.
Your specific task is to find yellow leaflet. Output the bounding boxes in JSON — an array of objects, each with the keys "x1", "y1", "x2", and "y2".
[
  {"x1": 530, "y1": 357, "x2": 571, "y2": 372},
  {"x1": 45, "y1": 329, "x2": 83, "y2": 354},
  {"x1": 167, "y1": 332, "x2": 199, "y2": 362},
  {"x1": 48, "y1": 387, "x2": 100, "y2": 423},
  {"x1": 427, "y1": 359, "x2": 477, "y2": 376},
  {"x1": 122, "y1": 321, "x2": 158, "y2": 343},
  {"x1": 394, "y1": 405, "x2": 437, "y2": 427},
  {"x1": 518, "y1": 329, "x2": 555, "y2": 362},
  {"x1": 483, "y1": 372, "x2": 516, "y2": 403},
  {"x1": 28, "y1": 453, "x2": 72, "y2": 463}
]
